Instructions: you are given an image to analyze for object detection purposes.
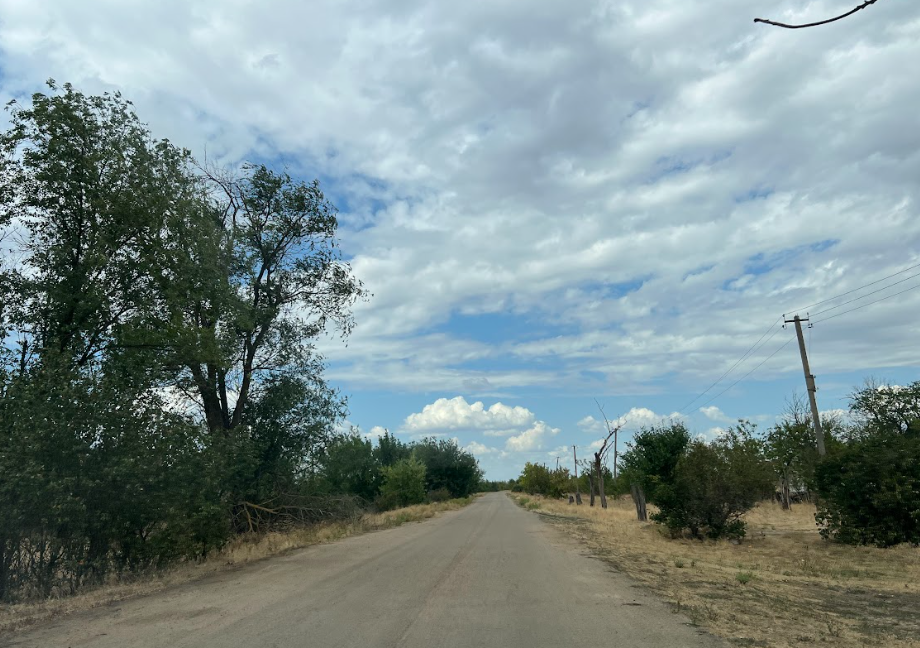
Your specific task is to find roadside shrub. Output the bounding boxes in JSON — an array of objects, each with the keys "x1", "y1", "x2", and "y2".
[
  {"x1": 653, "y1": 436, "x2": 773, "y2": 540},
  {"x1": 519, "y1": 463, "x2": 552, "y2": 495},
  {"x1": 412, "y1": 437, "x2": 482, "y2": 498},
  {"x1": 618, "y1": 423, "x2": 691, "y2": 503},
  {"x1": 814, "y1": 433, "x2": 920, "y2": 547},
  {"x1": 378, "y1": 457, "x2": 427, "y2": 509},
  {"x1": 427, "y1": 487, "x2": 452, "y2": 503},
  {"x1": 518, "y1": 463, "x2": 572, "y2": 498}
]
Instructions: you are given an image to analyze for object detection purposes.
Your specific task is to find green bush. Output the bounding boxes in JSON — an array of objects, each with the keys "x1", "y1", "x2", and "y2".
[
  {"x1": 412, "y1": 438, "x2": 482, "y2": 498},
  {"x1": 427, "y1": 487, "x2": 452, "y2": 503},
  {"x1": 518, "y1": 463, "x2": 572, "y2": 498},
  {"x1": 618, "y1": 423, "x2": 691, "y2": 503},
  {"x1": 378, "y1": 457, "x2": 427, "y2": 509},
  {"x1": 653, "y1": 434, "x2": 773, "y2": 540},
  {"x1": 815, "y1": 433, "x2": 920, "y2": 547}
]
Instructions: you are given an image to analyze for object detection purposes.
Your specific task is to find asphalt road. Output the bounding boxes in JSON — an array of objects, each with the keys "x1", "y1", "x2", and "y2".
[{"x1": 7, "y1": 493, "x2": 724, "y2": 647}]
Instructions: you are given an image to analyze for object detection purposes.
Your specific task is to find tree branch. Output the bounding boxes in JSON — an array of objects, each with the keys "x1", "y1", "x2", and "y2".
[{"x1": 754, "y1": 0, "x2": 881, "y2": 29}]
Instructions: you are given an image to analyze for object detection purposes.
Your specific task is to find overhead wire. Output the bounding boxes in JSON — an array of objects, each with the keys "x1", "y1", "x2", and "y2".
[
  {"x1": 813, "y1": 281, "x2": 920, "y2": 324},
  {"x1": 695, "y1": 337, "x2": 795, "y2": 411},
  {"x1": 678, "y1": 316, "x2": 782, "y2": 415},
  {"x1": 788, "y1": 261, "x2": 920, "y2": 314},
  {"x1": 667, "y1": 260, "x2": 920, "y2": 419},
  {"x1": 806, "y1": 269, "x2": 920, "y2": 319}
]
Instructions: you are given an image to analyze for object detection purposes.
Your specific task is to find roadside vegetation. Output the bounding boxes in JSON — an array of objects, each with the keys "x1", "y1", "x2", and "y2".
[
  {"x1": 0, "y1": 496, "x2": 475, "y2": 634},
  {"x1": 511, "y1": 493, "x2": 919, "y2": 648},
  {"x1": 509, "y1": 380, "x2": 920, "y2": 647},
  {"x1": 0, "y1": 82, "x2": 481, "y2": 606}
]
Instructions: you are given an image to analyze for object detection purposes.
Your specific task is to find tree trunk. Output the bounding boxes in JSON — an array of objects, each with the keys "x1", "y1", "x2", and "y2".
[
  {"x1": 587, "y1": 471, "x2": 596, "y2": 507},
  {"x1": 630, "y1": 483, "x2": 647, "y2": 521},
  {"x1": 595, "y1": 452, "x2": 608, "y2": 509},
  {"x1": 781, "y1": 476, "x2": 791, "y2": 510}
]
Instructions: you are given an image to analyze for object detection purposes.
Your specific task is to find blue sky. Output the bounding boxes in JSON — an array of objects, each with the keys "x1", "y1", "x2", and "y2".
[{"x1": 1, "y1": 0, "x2": 918, "y2": 478}]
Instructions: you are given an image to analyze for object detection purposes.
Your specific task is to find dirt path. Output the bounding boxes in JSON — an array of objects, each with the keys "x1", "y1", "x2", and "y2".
[{"x1": 5, "y1": 493, "x2": 724, "y2": 647}]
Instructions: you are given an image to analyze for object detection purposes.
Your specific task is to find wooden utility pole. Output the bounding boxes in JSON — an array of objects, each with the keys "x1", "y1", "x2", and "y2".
[
  {"x1": 785, "y1": 315, "x2": 826, "y2": 456},
  {"x1": 572, "y1": 446, "x2": 581, "y2": 504}
]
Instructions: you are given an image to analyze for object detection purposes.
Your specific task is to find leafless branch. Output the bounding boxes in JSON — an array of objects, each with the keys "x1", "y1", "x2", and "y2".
[{"x1": 754, "y1": 0, "x2": 881, "y2": 29}]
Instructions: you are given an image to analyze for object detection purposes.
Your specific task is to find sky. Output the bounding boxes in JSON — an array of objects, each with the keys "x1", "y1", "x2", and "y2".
[{"x1": 1, "y1": 0, "x2": 918, "y2": 479}]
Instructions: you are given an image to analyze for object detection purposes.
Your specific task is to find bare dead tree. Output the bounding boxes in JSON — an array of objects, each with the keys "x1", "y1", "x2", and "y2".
[
  {"x1": 593, "y1": 401, "x2": 623, "y2": 510},
  {"x1": 754, "y1": 0, "x2": 882, "y2": 29},
  {"x1": 577, "y1": 458, "x2": 596, "y2": 506}
]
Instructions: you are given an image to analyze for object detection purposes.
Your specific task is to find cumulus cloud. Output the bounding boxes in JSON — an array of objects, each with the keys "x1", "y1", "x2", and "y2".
[
  {"x1": 615, "y1": 407, "x2": 684, "y2": 430},
  {"x1": 699, "y1": 406, "x2": 732, "y2": 422},
  {"x1": 820, "y1": 408, "x2": 850, "y2": 423},
  {"x1": 464, "y1": 441, "x2": 499, "y2": 456},
  {"x1": 403, "y1": 396, "x2": 535, "y2": 433},
  {"x1": 401, "y1": 395, "x2": 558, "y2": 456},
  {"x1": 365, "y1": 426, "x2": 389, "y2": 439},
  {"x1": 577, "y1": 415, "x2": 606, "y2": 434},
  {"x1": 505, "y1": 421, "x2": 559, "y2": 453}
]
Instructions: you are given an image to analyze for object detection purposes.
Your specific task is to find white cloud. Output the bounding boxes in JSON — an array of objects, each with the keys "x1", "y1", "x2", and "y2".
[
  {"x1": 505, "y1": 421, "x2": 559, "y2": 453},
  {"x1": 464, "y1": 441, "x2": 499, "y2": 456},
  {"x1": 577, "y1": 415, "x2": 606, "y2": 434},
  {"x1": 364, "y1": 425, "x2": 389, "y2": 439},
  {"x1": 699, "y1": 405, "x2": 732, "y2": 422},
  {"x1": 334, "y1": 419, "x2": 358, "y2": 436},
  {"x1": 614, "y1": 407, "x2": 684, "y2": 430},
  {"x1": 588, "y1": 438, "x2": 607, "y2": 451},
  {"x1": 403, "y1": 396, "x2": 536, "y2": 433},
  {"x1": 820, "y1": 408, "x2": 849, "y2": 423}
]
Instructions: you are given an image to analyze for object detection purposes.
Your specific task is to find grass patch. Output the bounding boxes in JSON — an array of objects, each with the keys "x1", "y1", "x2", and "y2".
[
  {"x1": 0, "y1": 496, "x2": 476, "y2": 635},
  {"x1": 510, "y1": 493, "x2": 920, "y2": 648},
  {"x1": 735, "y1": 571, "x2": 753, "y2": 585}
]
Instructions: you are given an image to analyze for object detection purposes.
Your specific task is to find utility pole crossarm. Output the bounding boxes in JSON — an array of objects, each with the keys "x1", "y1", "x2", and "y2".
[{"x1": 784, "y1": 315, "x2": 826, "y2": 456}]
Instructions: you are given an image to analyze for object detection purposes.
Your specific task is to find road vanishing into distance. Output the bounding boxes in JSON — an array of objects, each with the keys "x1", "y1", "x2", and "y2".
[{"x1": 9, "y1": 493, "x2": 724, "y2": 647}]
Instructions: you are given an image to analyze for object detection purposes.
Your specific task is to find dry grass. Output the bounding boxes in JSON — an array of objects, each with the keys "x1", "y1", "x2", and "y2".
[
  {"x1": 0, "y1": 496, "x2": 475, "y2": 635},
  {"x1": 510, "y1": 493, "x2": 920, "y2": 648}
]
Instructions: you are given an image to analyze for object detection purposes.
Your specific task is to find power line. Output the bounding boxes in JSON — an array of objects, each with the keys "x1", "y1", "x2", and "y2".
[
  {"x1": 695, "y1": 279, "x2": 920, "y2": 410},
  {"x1": 808, "y1": 270, "x2": 920, "y2": 319},
  {"x1": 814, "y1": 281, "x2": 920, "y2": 324},
  {"x1": 675, "y1": 260, "x2": 920, "y2": 418},
  {"x1": 696, "y1": 337, "x2": 795, "y2": 411},
  {"x1": 693, "y1": 274, "x2": 920, "y2": 409},
  {"x1": 679, "y1": 318, "x2": 782, "y2": 414},
  {"x1": 788, "y1": 260, "x2": 920, "y2": 314}
]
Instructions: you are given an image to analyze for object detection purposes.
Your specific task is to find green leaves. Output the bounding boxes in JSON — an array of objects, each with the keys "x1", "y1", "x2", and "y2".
[
  {"x1": 652, "y1": 433, "x2": 774, "y2": 540},
  {"x1": 0, "y1": 82, "x2": 367, "y2": 602},
  {"x1": 379, "y1": 458, "x2": 428, "y2": 509},
  {"x1": 815, "y1": 434, "x2": 920, "y2": 547},
  {"x1": 618, "y1": 422, "x2": 691, "y2": 503}
]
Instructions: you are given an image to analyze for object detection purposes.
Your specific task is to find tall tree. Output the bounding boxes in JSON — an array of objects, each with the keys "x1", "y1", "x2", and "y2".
[
  {"x1": 0, "y1": 80, "x2": 203, "y2": 372},
  {"x1": 159, "y1": 164, "x2": 366, "y2": 434}
]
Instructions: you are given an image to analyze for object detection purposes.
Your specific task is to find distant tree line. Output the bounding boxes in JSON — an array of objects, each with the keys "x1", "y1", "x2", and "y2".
[
  {"x1": 514, "y1": 380, "x2": 920, "y2": 546},
  {"x1": 320, "y1": 431, "x2": 482, "y2": 509},
  {"x1": 0, "y1": 82, "x2": 480, "y2": 603}
]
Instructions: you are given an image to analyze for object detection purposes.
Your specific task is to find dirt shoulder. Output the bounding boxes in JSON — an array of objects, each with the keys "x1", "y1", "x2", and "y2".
[
  {"x1": 0, "y1": 497, "x2": 476, "y2": 636},
  {"x1": 510, "y1": 494, "x2": 920, "y2": 648}
]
